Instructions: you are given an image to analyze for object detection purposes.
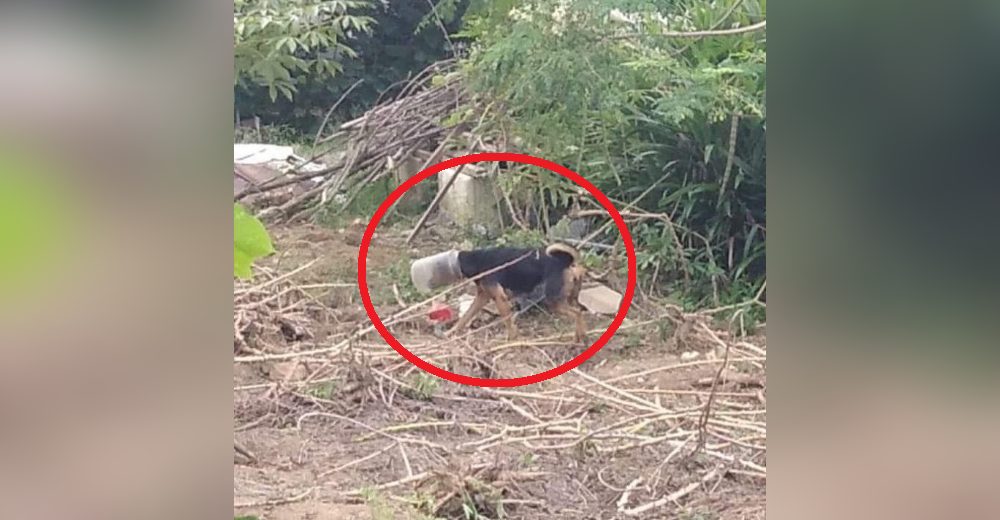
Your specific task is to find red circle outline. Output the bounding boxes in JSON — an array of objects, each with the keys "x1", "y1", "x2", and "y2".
[{"x1": 357, "y1": 152, "x2": 636, "y2": 388}]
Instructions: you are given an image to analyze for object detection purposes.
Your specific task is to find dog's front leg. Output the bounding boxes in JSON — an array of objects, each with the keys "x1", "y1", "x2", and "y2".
[
  {"x1": 485, "y1": 285, "x2": 519, "y2": 340},
  {"x1": 448, "y1": 287, "x2": 489, "y2": 336}
]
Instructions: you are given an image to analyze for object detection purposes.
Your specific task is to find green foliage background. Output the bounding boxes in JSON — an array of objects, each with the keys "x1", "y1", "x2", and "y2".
[
  {"x1": 235, "y1": 0, "x2": 376, "y2": 103},
  {"x1": 462, "y1": 0, "x2": 766, "y2": 306},
  {"x1": 235, "y1": 0, "x2": 464, "y2": 131},
  {"x1": 233, "y1": 0, "x2": 766, "y2": 309}
]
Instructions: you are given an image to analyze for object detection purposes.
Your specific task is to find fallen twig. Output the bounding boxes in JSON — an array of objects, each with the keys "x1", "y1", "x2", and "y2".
[
  {"x1": 622, "y1": 469, "x2": 719, "y2": 516},
  {"x1": 234, "y1": 487, "x2": 314, "y2": 509}
]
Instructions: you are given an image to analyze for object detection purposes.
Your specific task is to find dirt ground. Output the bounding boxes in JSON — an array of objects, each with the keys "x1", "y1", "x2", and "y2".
[{"x1": 234, "y1": 221, "x2": 766, "y2": 520}]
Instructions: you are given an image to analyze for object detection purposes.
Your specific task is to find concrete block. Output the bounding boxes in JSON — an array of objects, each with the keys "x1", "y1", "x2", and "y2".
[
  {"x1": 437, "y1": 165, "x2": 501, "y2": 233},
  {"x1": 578, "y1": 284, "x2": 623, "y2": 315}
]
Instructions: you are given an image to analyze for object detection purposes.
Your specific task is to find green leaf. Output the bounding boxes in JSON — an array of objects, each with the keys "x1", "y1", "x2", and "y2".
[
  {"x1": 277, "y1": 83, "x2": 296, "y2": 101},
  {"x1": 234, "y1": 203, "x2": 274, "y2": 280},
  {"x1": 440, "y1": 109, "x2": 469, "y2": 128}
]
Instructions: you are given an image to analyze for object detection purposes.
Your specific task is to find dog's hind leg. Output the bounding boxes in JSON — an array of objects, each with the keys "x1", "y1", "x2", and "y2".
[
  {"x1": 448, "y1": 286, "x2": 489, "y2": 335},
  {"x1": 484, "y1": 284, "x2": 519, "y2": 340}
]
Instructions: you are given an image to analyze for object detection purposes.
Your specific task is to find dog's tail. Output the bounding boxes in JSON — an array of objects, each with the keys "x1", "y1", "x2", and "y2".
[{"x1": 545, "y1": 243, "x2": 579, "y2": 266}]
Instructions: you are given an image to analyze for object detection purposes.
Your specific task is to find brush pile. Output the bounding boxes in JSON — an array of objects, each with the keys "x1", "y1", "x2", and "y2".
[
  {"x1": 234, "y1": 247, "x2": 767, "y2": 518},
  {"x1": 239, "y1": 59, "x2": 474, "y2": 223},
  {"x1": 233, "y1": 260, "x2": 331, "y2": 356}
]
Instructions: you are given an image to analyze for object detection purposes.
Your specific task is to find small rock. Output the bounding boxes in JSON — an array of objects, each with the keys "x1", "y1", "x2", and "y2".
[
  {"x1": 680, "y1": 351, "x2": 701, "y2": 361},
  {"x1": 457, "y1": 294, "x2": 475, "y2": 315},
  {"x1": 457, "y1": 294, "x2": 497, "y2": 316},
  {"x1": 343, "y1": 218, "x2": 365, "y2": 246},
  {"x1": 268, "y1": 361, "x2": 308, "y2": 382}
]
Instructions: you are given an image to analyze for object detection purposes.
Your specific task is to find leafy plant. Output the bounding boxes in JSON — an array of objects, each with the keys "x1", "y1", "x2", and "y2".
[
  {"x1": 362, "y1": 487, "x2": 395, "y2": 520},
  {"x1": 234, "y1": 203, "x2": 275, "y2": 280},
  {"x1": 304, "y1": 381, "x2": 336, "y2": 399},
  {"x1": 492, "y1": 227, "x2": 547, "y2": 248},
  {"x1": 402, "y1": 372, "x2": 439, "y2": 401},
  {"x1": 463, "y1": 0, "x2": 766, "y2": 307},
  {"x1": 235, "y1": 0, "x2": 460, "y2": 132},
  {"x1": 234, "y1": 0, "x2": 375, "y2": 101}
]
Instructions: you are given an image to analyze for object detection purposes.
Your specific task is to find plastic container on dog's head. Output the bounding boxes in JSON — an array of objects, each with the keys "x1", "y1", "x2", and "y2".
[{"x1": 410, "y1": 250, "x2": 463, "y2": 293}]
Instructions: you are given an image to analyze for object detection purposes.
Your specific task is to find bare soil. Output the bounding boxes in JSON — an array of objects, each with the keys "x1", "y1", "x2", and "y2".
[{"x1": 234, "y1": 221, "x2": 766, "y2": 520}]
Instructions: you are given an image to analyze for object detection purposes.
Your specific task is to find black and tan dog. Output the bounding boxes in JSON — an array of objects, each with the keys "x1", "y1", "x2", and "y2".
[{"x1": 447, "y1": 243, "x2": 587, "y2": 343}]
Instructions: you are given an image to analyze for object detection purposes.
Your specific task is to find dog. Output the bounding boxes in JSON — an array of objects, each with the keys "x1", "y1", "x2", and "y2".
[{"x1": 447, "y1": 243, "x2": 588, "y2": 343}]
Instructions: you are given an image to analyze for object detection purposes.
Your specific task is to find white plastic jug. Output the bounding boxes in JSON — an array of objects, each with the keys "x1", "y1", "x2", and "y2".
[{"x1": 410, "y1": 250, "x2": 463, "y2": 293}]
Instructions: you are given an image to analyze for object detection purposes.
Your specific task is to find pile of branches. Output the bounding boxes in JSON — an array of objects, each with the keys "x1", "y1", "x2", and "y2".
[
  {"x1": 233, "y1": 259, "x2": 332, "y2": 356},
  {"x1": 241, "y1": 58, "x2": 473, "y2": 223}
]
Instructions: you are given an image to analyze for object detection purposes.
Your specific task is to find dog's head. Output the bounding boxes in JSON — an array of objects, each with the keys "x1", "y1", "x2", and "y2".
[
  {"x1": 565, "y1": 264, "x2": 587, "y2": 300},
  {"x1": 546, "y1": 243, "x2": 587, "y2": 300}
]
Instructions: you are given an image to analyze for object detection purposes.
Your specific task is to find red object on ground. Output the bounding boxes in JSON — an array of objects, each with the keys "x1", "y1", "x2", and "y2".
[{"x1": 428, "y1": 303, "x2": 454, "y2": 323}]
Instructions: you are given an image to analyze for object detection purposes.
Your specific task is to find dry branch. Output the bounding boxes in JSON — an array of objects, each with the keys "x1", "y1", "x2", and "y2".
[
  {"x1": 234, "y1": 487, "x2": 314, "y2": 508},
  {"x1": 243, "y1": 59, "x2": 472, "y2": 222},
  {"x1": 622, "y1": 469, "x2": 719, "y2": 516},
  {"x1": 603, "y1": 20, "x2": 767, "y2": 41}
]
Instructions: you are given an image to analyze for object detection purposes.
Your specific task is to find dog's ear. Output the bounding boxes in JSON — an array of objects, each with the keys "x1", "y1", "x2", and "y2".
[{"x1": 545, "y1": 243, "x2": 579, "y2": 263}]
